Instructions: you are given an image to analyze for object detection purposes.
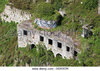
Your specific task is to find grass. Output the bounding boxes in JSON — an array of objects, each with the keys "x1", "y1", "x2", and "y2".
[
  {"x1": 0, "y1": 20, "x2": 17, "y2": 66},
  {"x1": 0, "y1": 0, "x2": 8, "y2": 13}
]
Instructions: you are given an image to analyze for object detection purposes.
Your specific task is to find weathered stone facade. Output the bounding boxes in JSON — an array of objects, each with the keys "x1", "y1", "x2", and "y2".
[
  {"x1": 17, "y1": 20, "x2": 80, "y2": 59},
  {"x1": 0, "y1": 5, "x2": 32, "y2": 23}
]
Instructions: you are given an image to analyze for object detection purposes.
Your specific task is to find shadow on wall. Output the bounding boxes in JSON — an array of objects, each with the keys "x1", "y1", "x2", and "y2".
[
  {"x1": 30, "y1": 44, "x2": 35, "y2": 49},
  {"x1": 57, "y1": 15, "x2": 63, "y2": 26}
]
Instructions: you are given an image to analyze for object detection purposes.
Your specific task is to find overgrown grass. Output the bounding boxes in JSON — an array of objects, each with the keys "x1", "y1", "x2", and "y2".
[
  {"x1": 0, "y1": 0, "x2": 8, "y2": 13},
  {"x1": 0, "y1": 20, "x2": 17, "y2": 66}
]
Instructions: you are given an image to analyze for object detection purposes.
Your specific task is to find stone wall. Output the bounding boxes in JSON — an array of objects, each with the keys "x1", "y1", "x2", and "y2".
[
  {"x1": 0, "y1": 5, "x2": 32, "y2": 23},
  {"x1": 17, "y1": 20, "x2": 81, "y2": 59},
  {"x1": 59, "y1": 8, "x2": 66, "y2": 17}
]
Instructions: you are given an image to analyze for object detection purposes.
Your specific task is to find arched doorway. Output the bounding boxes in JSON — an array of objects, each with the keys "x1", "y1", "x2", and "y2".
[
  {"x1": 30, "y1": 44, "x2": 35, "y2": 49},
  {"x1": 56, "y1": 53, "x2": 62, "y2": 60},
  {"x1": 47, "y1": 50, "x2": 54, "y2": 58}
]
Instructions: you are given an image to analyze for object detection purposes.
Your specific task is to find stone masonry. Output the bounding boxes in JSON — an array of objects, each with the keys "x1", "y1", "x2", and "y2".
[
  {"x1": 0, "y1": 5, "x2": 32, "y2": 23},
  {"x1": 17, "y1": 20, "x2": 80, "y2": 59}
]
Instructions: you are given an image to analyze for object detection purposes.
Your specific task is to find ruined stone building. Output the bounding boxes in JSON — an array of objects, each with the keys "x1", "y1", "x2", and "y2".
[
  {"x1": 17, "y1": 20, "x2": 80, "y2": 59},
  {"x1": 81, "y1": 24, "x2": 93, "y2": 38}
]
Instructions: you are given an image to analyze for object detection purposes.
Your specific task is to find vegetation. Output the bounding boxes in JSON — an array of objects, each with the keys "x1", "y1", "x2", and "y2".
[
  {"x1": 34, "y1": 3, "x2": 54, "y2": 17},
  {"x1": 0, "y1": 0, "x2": 8, "y2": 13},
  {"x1": 52, "y1": 0, "x2": 63, "y2": 10},
  {"x1": 83, "y1": 0, "x2": 98, "y2": 10},
  {"x1": 9, "y1": 0, "x2": 32, "y2": 10},
  {"x1": 0, "y1": 20, "x2": 17, "y2": 66}
]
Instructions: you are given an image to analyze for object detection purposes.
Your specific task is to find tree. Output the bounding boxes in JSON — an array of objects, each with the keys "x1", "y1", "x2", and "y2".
[
  {"x1": 34, "y1": 3, "x2": 54, "y2": 18},
  {"x1": 52, "y1": 0, "x2": 63, "y2": 10},
  {"x1": 78, "y1": 48, "x2": 94, "y2": 66},
  {"x1": 9, "y1": 0, "x2": 31, "y2": 10},
  {"x1": 83, "y1": 0, "x2": 98, "y2": 10}
]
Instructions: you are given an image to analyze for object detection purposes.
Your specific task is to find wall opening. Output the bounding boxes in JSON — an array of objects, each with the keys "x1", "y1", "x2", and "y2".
[
  {"x1": 23, "y1": 30, "x2": 27, "y2": 35},
  {"x1": 48, "y1": 39, "x2": 53, "y2": 45},
  {"x1": 47, "y1": 50, "x2": 54, "y2": 58},
  {"x1": 57, "y1": 42, "x2": 62, "y2": 48},
  {"x1": 66, "y1": 46, "x2": 70, "y2": 52},
  {"x1": 30, "y1": 44, "x2": 35, "y2": 49},
  {"x1": 56, "y1": 54, "x2": 62, "y2": 59},
  {"x1": 40, "y1": 36, "x2": 44, "y2": 42},
  {"x1": 74, "y1": 51, "x2": 78, "y2": 56}
]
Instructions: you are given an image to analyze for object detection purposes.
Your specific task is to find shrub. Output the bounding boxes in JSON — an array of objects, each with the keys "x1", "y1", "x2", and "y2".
[
  {"x1": 9, "y1": 0, "x2": 31, "y2": 10},
  {"x1": 34, "y1": 3, "x2": 54, "y2": 18},
  {"x1": 0, "y1": 0, "x2": 8, "y2": 13},
  {"x1": 52, "y1": 0, "x2": 63, "y2": 10},
  {"x1": 83, "y1": 0, "x2": 98, "y2": 10}
]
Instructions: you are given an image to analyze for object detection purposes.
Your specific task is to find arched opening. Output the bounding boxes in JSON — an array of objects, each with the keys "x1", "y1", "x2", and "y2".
[
  {"x1": 56, "y1": 53, "x2": 62, "y2": 59},
  {"x1": 47, "y1": 50, "x2": 54, "y2": 57},
  {"x1": 30, "y1": 44, "x2": 35, "y2": 49},
  {"x1": 47, "y1": 50, "x2": 55, "y2": 60}
]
